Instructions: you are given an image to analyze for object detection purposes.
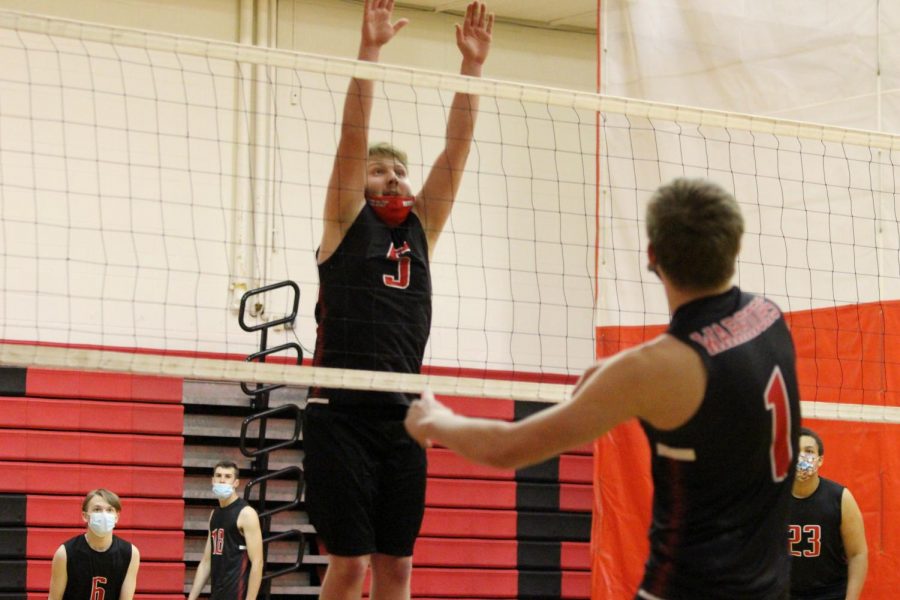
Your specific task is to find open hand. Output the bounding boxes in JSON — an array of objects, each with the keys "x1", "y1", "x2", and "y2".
[
  {"x1": 456, "y1": 1, "x2": 494, "y2": 66},
  {"x1": 362, "y1": 0, "x2": 409, "y2": 49}
]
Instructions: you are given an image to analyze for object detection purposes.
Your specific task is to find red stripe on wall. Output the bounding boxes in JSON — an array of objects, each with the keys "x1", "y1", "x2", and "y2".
[
  {"x1": 408, "y1": 568, "x2": 517, "y2": 598},
  {"x1": 596, "y1": 299, "x2": 900, "y2": 408},
  {"x1": 0, "y1": 398, "x2": 183, "y2": 435},
  {"x1": 427, "y1": 448, "x2": 515, "y2": 480},
  {"x1": 25, "y1": 495, "x2": 183, "y2": 529},
  {"x1": 419, "y1": 507, "x2": 517, "y2": 538},
  {"x1": 0, "y1": 430, "x2": 183, "y2": 467},
  {"x1": 441, "y1": 394, "x2": 515, "y2": 419},
  {"x1": 562, "y1": 541, "x2": 591, "y2": 570},
  {"x1": 559, "y1": 483, "x2": 594, "y2": 513},
  {"x1": 413, "y1": 538, "x2": 518, "y2": 568},
  {"x1": 2, "y1": 461, "x2": 183, "y2": 498},
  {"x1": 26, "y1": 368, "x2": 182, "y2": 403}
]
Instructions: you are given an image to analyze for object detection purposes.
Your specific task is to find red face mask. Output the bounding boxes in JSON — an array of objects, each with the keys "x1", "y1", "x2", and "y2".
[{"x1": 367, "y1": 195, "x2": 415, "y2": 228}]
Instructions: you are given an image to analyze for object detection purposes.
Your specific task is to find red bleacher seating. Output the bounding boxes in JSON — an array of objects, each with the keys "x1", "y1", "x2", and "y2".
[
  {"x1": 0, "y1": 367, "x2": 185, "y2": 596},
  {"x1": 0, "y1": 397, "x2": 182, "y2": 434}
]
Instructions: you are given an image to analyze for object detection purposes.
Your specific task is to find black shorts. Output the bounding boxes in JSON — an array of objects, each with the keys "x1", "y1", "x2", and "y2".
[{"x1": 302, "y1": 403, "x2": 427, "y2": 557}]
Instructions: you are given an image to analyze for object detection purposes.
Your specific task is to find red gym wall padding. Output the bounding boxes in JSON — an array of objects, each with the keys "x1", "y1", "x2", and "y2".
[
  {"x1": 2, "y1": 363, "x2": 594, "y2": 598},
  {"x1": 418, "y1": 394, "x2": 592, "y2": 598},
  {"x1": 0, "y1": 367, "x2": 185, "y2": 595},
  {"x1": 0, "y1": 397, "x2": 182, "y2": 435}
]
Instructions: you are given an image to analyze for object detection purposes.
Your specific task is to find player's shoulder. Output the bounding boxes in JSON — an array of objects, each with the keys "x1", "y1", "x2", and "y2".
[
  {"x1": 606, "y1": 334, "x2": 705, "y2": 426},
  {"x1": 610, "y1": 333, "x2": 705, "y2": 392},
  {"x1": 238, "y1": 502, "x2": 260, "y2": 521},
  {"x1": 53, "y1": 542, "x2": 68, "y2": 561},
  {"x1": 820, "y1": 476, "x2": 846, "y2": 495},
  {"x1": 603, "y1": 334, "x2": 701, "y2": 380},
  {"x1": 60, "y1": 533, "x2": 84, "y2": 551},
  {"x1": 637, "y1": 333, "x2": 703, "y2": 368}
]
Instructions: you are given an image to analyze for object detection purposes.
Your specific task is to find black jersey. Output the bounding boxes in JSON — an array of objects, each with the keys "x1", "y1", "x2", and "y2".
[
  {"x1": 62, "y1": 534, "x2": 132, "y2": 600},
  {"x1": 638, "y1": 287, "x2": 801, "y2": 600},
  {"x1": 789, "y1": 477, "x2": 848, "y2": 599},
  {"x1": 313, "y1": 205, "x2": 432, "y2": 408},
  {"x1": 209, "y1": 498, "x2": 252, "y2": 600}
]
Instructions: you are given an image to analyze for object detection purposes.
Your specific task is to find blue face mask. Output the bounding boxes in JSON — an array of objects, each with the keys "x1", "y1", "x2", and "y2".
[
  {"x1": 796, "y1": 452, "x2": 818, "y2": 476},
  {"x1": 212, "y1": 483, "x2": 235, "y2": 499},
  {"x1": 88, "y1": 512, "x2": 117, "y2": 535}
]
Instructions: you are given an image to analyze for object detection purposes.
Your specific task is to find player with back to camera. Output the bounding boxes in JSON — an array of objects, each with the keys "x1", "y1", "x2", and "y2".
[
  {"x1": 48, "y1": 489, "x2": 141, "y2": 600},
  {"x1": 303, "y1": 0, "x2": 493, "y2": 599},
  {"x1": 406, "y1": 178, "x2": 802, "y2": 599}
]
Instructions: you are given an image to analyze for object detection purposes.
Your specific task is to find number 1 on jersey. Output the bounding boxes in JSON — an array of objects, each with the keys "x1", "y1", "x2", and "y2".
[{"x1": 764, "y1": 366, "x2": 792, "y2": 482}]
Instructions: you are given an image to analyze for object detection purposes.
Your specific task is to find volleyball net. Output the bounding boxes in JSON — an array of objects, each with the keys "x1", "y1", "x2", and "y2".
[{"x1": 1, "y1": 9, "x2": 899, "y2": 419}]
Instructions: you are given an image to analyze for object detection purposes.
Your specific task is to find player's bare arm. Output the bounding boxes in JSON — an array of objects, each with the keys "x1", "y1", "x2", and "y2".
[
  {"x1": 119, "y1": 546, "x2": 140, "y2": 600},
  {"x1": 47, "y1": 545, "x2": 68, "y2": 600},
  {"x1": 841, "y1": 488, "x2": 868, "y2": 600},
  {"x1": 238, "y1": 507, "x2": 264, "y2": 600},
  {"x1": 319, "y1": 0, "x2": 408, "y2": 264},
  {"x1": 186, "y1": 515, "x2": 214, "y2": 600},
  {"x1": 405, "y1": 334, "x2": 705, "y2": 469},
  {"x1": 417, "y1": 1, "x2": 493, "y2": 252}
]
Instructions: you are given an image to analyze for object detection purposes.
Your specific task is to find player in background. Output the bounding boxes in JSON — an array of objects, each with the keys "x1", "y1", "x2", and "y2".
[
  {"x1": 789, "y1": 427, "x2": 868, "y2": 600},
  {"x1": 48, "y1": 489, "x2": 141, "y2": 600},
  {"x1": 187, "y1": 461, "x2": 263, "y2": 600}
]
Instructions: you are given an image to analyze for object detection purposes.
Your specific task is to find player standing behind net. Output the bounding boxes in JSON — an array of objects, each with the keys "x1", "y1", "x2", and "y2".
[
  {"x1": 303, "y1": 1, "x2": 493, "y2": 599},
  {"x1": 406, "y1": 178, "x2": 802, "y2": 599}
]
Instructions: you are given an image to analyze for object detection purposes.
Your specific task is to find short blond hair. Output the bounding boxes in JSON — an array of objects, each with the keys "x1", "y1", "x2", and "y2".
[
  {"x1": 368, "y1": 142, "x2": 408, "y2": 169},
  {"x1": 82, "y1": 488, "x2": 122, "y2": 513}
]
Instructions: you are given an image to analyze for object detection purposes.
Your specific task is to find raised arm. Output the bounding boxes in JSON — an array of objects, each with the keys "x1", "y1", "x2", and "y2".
[
  {"x1": 841, "y1": 488, "x2": 868, "y2": 600},
  {"x1": 319, "y1": 0, "x2": 408, "y2": 264},
  {"x1": 417, "y1": 1, "x2": 493, "y2": 251}
]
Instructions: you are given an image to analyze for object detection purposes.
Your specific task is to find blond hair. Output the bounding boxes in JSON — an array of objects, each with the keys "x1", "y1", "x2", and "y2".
[
  {"x1": 81, "y1": 488, "x2": 122, "y2": 513},
  {"x1": 368, "y1": 142, "x2": 408, "y2": 169}
]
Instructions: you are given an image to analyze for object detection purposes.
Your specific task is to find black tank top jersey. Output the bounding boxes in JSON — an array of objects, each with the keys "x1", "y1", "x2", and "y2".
[
  {"x1": 62, "y1": 534, "x2": 132, "y2": 600},
  {"x1": 789, "y1": 478, "x2": 848, "y2": 599},
  {"x1": 313, "y1": 205, "x2": 432, "y2": 408},
  {"x1": 209, "y1": 498, "x2": 251, "y2": 600},
  {"x1": 638, "y1": 287, "x2": 801, "y2": 600}
]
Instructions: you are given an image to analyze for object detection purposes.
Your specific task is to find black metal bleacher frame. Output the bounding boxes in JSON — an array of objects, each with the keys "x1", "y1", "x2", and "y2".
[{"x1": 237, "y1": 281, "x2": 306, "y2": 597}]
